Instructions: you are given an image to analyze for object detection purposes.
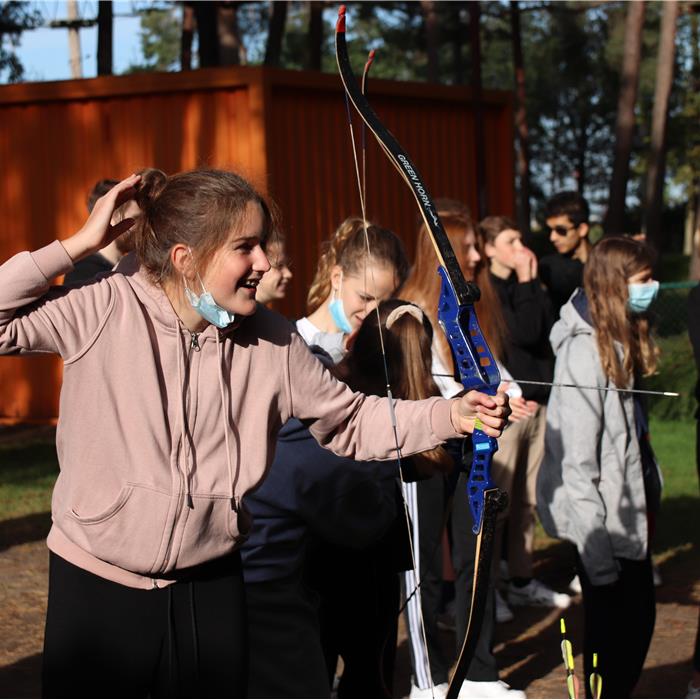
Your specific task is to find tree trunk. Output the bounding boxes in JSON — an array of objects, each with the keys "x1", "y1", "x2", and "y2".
[
  {"x1": 194, "y1": 1, "x2": 220, "y2": 68},
  {"x1": 264, "y1": 0, "x2": 288, "y2": 66},
  {"x1": 575, "y1": 121, "x2": 587, "y2": 195},
  {"x1": 421, "y1": 0, "x2": 439, "y2": 83},
  {"x1": 307, "y1": 2, "x2": 324, "y2": 71},
  {"x1": 643, "y1": 0, "x2": 679, "y2": 251},
  {"x1": 66, "y1": 0, "x2": 82, "y2": 79},
  {"x1": 689, "y1": 184, "x2": 700, "y2": 280},
  {"x1": 450, "y1": 2, "x2": 465, "y2": 84},
  {"x1": 97, "y1": 0, "x2": 113, "y2": 76},
  {"x1": 181, "y1": 1, "x2": 195, "y2": 70},
  {"x1": 218, "y1": 1, "x2": 246, "y2": 65},
  {"x1": 510, "y1": 0, "x2": 531, "y2": 240},
  {"x1": 469, "y1": 1, "x2": 487, "y2": 219},
  {"x1": 604, "y1": 1, "x2": 645, "y2": 236}
]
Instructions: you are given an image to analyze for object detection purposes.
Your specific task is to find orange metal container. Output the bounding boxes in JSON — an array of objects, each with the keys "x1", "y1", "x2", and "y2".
[{"x1": 0, "y1": 66, "x2": 514, "y2": 423}]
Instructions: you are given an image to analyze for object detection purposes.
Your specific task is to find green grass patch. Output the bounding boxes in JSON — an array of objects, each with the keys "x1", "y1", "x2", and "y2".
[
  {"x1": 0, "y1": 433, "x2": 58, "y2": 522},
  {"x1": 647, "y1": 333, "x2": 697, "y2": 422}
]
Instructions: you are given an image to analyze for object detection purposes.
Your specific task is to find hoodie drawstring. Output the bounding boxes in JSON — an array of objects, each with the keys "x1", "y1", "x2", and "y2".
[
  {"x1": 176, "y1": 323, "x2": 194, "y2": 509},
  {"x1": 216, "y1": 332, "x2": 238, "y2": 512}
]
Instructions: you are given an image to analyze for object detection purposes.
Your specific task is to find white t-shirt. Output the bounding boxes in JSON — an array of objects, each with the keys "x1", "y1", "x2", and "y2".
[{"x1": 295, "y1": 317, "x2": 346, "y2": 364}]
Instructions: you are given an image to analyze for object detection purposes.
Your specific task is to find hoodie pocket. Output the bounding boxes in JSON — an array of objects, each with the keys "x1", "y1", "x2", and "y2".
[
  {"x1": 64, "y1": 484, "x2": 173, "y2": 574},
  {"x1": 168, "y1": 495, "x2": 247, "y2": 570}
]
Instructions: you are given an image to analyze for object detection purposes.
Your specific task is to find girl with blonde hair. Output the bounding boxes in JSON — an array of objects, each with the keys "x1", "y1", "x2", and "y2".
[{"x1": 299, "y1": 216, "x2": 409, "y2": 360}]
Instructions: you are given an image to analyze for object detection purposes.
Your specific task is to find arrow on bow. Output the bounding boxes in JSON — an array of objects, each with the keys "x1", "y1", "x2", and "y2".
[{"x1": 335, "y1": 7, "x2": 508, "y2": 697}]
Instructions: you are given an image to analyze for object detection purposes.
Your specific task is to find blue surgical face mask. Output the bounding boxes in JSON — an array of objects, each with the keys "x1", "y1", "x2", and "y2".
[
  {"x1": 627, "y1": 280, "x2": 659, "y2": 314},
  {"x1": 183, "y1": 251, "x2": 237, "y2": 329},
  {"x1": 328, "y1": 273, "x2": 353, "y2": 334}
]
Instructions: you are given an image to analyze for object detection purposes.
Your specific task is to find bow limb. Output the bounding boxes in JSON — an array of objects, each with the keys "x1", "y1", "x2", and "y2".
[{"x1": 335, "y1": 7, "x2": 508, "y2": 697}]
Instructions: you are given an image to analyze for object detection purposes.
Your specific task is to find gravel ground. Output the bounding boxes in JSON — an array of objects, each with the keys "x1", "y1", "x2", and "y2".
[{"x1": 0, "y1": 533, "x2": 697, "y2": 698}]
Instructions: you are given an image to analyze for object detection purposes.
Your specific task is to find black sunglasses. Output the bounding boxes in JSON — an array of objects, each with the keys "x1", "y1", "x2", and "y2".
[{"x1": 548, "y1": 224, "x2": 577, "y2": 237}]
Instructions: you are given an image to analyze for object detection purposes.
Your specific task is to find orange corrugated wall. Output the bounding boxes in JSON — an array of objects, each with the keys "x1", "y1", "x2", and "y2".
[{"x1": 0, "y1": 66, "x2": 514, "y2": 423}]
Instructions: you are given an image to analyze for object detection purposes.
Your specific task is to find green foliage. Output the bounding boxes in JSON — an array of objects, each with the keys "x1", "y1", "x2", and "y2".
[
  {"x1": 658, "y1": 253, "x2": 691, "y2": 282},
  {"x1": 0, "y1": 1, "x2": 42, "y2": 83},
  {"x1": 126, "y1": 4, "x2": 181, "y2": 73}
]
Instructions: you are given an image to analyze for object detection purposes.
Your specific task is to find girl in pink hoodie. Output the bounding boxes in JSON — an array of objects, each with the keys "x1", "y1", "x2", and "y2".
[{"x1": 0, "y1": 169, "x2": 508, "y2": 697}]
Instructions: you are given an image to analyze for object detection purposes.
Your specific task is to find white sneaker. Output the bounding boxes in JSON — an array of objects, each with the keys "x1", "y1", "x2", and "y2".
[
  {"x1": 409, "y1": 682, "x2": 449, "y2": 698},
  {"x1": 458, "y1": 679, "x2": 526, "y2": 698},
  {"x1": 687, "y1": 682, "x2": 700, "y2": 699},
  {"x1": 495, "y1": 589, "x2": 514, "y2": 623},
  {"x1": 507, "y1": 579, "x2": 571, "y2": 609},
  {"x1": 568, "y1": 575, "x2": 582, "y2": 595}
]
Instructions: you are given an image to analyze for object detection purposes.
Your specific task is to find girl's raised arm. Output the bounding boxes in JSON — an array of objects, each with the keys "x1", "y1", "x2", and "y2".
[{"x1": 0, "y1": 175, "x2": 140, "y2": 358}]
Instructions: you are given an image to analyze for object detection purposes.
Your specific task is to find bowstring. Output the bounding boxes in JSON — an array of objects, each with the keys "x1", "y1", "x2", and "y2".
[{"x1": 342, "y1": 53, "x2": 436, "y2": 695}]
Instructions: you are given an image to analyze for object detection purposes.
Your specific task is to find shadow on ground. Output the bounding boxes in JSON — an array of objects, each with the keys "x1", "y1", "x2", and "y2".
[
  {"x1": 0, "y1": 653, "x2": 41, "y2": 698},
  {"x1": 0, "y1": 512, "x2": 51, "y2": 552}
]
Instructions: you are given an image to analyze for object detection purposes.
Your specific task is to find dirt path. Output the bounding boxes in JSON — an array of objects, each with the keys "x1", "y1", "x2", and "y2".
[{"x1": 0, "y1": 534, "x2": 697, "y2": 698}]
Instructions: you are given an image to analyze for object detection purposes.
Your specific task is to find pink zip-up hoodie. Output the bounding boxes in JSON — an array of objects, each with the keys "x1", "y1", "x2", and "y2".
[{"x1": 0, "y1": 241, "x2": 460, "y2": 589}]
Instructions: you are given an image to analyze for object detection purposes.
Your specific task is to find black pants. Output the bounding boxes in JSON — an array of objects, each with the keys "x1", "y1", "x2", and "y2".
[
  {"x1": 245, "y1": 573, "x2": 331, "y2": 698},
  {"x1": 451, "y1": 472, "x2": 499, "y2": 682},
  {"x1": 315, "y1": 545, "x2": 401, "y2": 698},
  {"x1": 42, "y1": 552, "x2": 247, "y2": 698},
  {"x1": 575, "y1": 550, "x2": 655, "y2": 698},
  {"x1": 411, "y1": 473, "x2": 452, "y2": 686}
]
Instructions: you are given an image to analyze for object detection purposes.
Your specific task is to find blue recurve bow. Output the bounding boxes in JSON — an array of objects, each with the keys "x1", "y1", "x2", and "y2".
[{"x1": 335, "y1": 7, "x2": 509, "y2": 697}]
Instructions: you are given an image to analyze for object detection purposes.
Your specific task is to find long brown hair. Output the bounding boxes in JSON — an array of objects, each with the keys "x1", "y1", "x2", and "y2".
[
  {"x1": 335, "y1": 299, "x2": 452, "y2": 474},
  {"x1": 306, "y1": 217, "x2": 409, "y2": 314},
  {"x1": 584, "y1": 237, "x2": 659, "y2": 387},
  {"x1": 133, "y1": 168, "x2": 275, "y2": 282},
  {"x1": 400, "y1": 199, "x2": 507, "y2": 369}
]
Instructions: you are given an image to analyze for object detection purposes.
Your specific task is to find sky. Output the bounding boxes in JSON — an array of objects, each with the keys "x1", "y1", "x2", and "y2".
[{"x1": 14, "y1": 2, "x2": 144, "y2": 83}]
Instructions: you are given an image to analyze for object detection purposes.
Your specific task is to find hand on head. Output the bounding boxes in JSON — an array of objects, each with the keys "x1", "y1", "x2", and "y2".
[
  {"x1": 63, "y1": 174, "x2": 141, "y2": 263},
  {"x1": 450, "y1": 390, "x2": 510, "y2": 437}
]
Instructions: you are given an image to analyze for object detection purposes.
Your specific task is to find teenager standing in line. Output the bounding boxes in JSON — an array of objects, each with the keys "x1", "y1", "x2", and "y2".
[
  {"x1": 0, "y1": 170, "x2": 510, "y2": 698},
  {"x1": 479, "y1": 215, "x2": 571, "y2": 616},
  {"x1": 243, "y1": 219, "x2": 412, "y2": 698},
  {"x1": 538, "y1": 237, "x2": 660, "y2": 698},
  {"x1": 540, "y1": 191, "x2": 592, "y2": 316},
  {"x1": 400, "y1": 200, "x2": 524, "y2": 699}
]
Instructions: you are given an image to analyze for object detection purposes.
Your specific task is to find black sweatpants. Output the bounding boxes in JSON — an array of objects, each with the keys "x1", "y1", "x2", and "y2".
[
  {"x1": 575, "y1": 550, "x2": 655, "y2": 699},
  {"x1": 42, "y1": 552, "x2": 247, "y2": 698},
  {"x1": 451, "y1": 472, "x2": 498, "y2": 682},
  {"x1": 245, "y1": 572, "x2": 331, "y2": 698}
]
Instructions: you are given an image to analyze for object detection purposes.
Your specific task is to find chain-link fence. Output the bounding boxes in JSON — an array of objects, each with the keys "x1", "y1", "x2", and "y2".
[
  {"x1": 653, "y1": 281, "x2": 695, "y2": 338},
  {"x1": 648, "y1": 282, "x2": 697, "y2": 421}
]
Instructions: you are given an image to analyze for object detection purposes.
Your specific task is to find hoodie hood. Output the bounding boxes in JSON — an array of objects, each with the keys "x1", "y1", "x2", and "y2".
[{"x1": 550, "y1": 287, "x2": 592, "y2": 354}]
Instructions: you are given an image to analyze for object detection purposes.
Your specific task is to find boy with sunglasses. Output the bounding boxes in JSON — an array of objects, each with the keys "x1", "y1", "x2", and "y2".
[{"x1": 540, "y1": 191, "x2": 592, "y2": 314}]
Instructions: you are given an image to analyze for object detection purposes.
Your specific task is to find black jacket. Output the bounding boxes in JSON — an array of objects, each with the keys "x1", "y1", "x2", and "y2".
[
  {"x1": 491, "y1": 272, "x2": 554, "y2": 403},
  {"x1": 539, "y1": 253, "x2": 584, "y2": 315}
]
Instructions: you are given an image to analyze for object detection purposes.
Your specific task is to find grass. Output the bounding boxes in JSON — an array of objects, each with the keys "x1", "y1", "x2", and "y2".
[{"x1": 0, "y1": 431, "x2": 58, "y2": 523}]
